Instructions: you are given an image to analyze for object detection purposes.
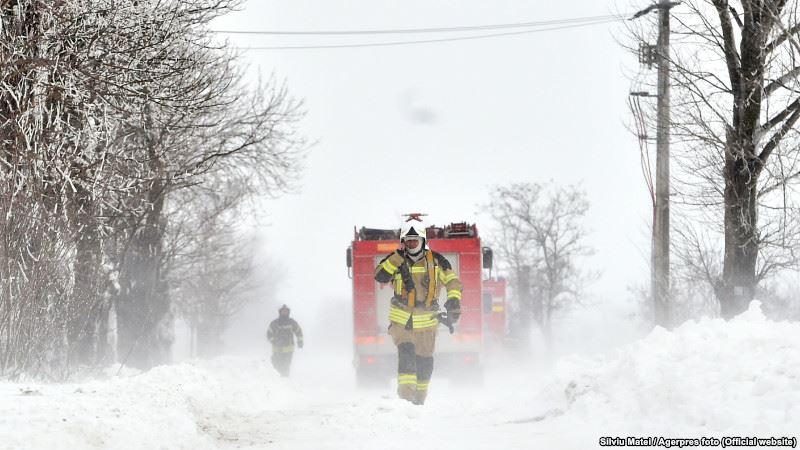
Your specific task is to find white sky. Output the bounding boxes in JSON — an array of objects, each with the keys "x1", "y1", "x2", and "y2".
[{"x1": 211, "y1": 0, "x2": 652, "y2": 330}]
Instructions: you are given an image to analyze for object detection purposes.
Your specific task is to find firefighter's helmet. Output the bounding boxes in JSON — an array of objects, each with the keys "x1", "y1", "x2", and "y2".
[
  {"x1": 278, "y1": 304, "x2": 290, "y2": 315},
  {"x1": 400, "y1": 220, "x2": 427, "y2": 257}
]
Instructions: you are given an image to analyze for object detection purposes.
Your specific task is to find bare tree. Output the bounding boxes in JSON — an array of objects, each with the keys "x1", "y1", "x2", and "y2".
[
  {"x1": 625, "y1": 0, "x2": 800, "y2": 319},
  {"x1": 167, "y1": 180, "x2": 261, "y2": 358},
  {"x1": 485, "y1": 182, "x2": 594, "y2": 352},
  {"x1": 0, "y1": 0, "x2": 303, "y2": 376},
  {"x1": 108, "y1": 74, "x2": 301, "y2": 369}
]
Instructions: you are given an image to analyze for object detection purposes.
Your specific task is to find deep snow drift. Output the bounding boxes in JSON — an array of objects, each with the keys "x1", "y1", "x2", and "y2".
[
  {"x1": 538, "y1": 301, "x2": 800, "y2": 442},
  {"x1": 1, "y1": 301, "x2": 798, "y2": 449}
]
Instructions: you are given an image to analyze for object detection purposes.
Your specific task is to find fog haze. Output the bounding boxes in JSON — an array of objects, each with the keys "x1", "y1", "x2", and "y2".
[
  {"x1": 209, "y1": 0, "x2": 650, "y2": 358},
  {"x1": 5, "y1": 2, "x2": 800, "y2": 448}
]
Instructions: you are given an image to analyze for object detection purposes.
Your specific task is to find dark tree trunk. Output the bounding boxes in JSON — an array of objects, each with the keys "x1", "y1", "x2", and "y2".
[
  {"x1": 714, "y1": 1, "x2": 775, "y2": 319},
  {"x1": 116, "y1": 180, "x2": 171, "y2": 370},
  {"x1": 719, "y1": 155, "x2": 760, "y2": 318},
  {"x1": 68, "y1": 183, "x2": 104, "y2": 366},
  {"x1": 115, "y1": 104, "x2": 173, "y2": 370},
  {"x1": 95, "y1": 300, "x2": 112, "y2": 364}
]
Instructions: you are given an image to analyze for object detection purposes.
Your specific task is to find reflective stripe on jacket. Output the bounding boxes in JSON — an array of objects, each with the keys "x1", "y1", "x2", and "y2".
[
  {"x1": 388, "y1": 302, "x2": 439, "y2": 329},
  {"x1": 374, "y1": 249, "x2": 463, "y2": 329},
  {"x1": 267, "y1": 317, "x2": 303, "y2": 352}
]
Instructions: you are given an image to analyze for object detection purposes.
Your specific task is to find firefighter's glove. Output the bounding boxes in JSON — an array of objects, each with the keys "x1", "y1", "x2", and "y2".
[
  {"x1": 444, "y1": 298, "x2": 461, "y2": 323},
  {"x1": 298, "y1": 341, "x2": 304, "y2": 349}
]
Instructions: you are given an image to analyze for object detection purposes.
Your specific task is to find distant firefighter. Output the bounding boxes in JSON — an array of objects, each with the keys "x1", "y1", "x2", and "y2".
[{"x1": 266, "y1": 305, "x2": 304, "y2": 377}]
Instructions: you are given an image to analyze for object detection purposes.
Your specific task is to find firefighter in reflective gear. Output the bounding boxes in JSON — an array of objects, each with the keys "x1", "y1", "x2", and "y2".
[
  {"x1": 266, "y1": 305, "x2": 304, "y2": 377},
  {"x1": 374, "y1": 219, "x2": 463, "y2": 405}
]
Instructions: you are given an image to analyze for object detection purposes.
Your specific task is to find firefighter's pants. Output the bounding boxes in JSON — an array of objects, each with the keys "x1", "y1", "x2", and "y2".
[
  {"x1": 388, "y1": 323, "x2": 437, "y2": 405},
  {"x1": 271, "y1": 350, "x2": 294, "y2": 377}
]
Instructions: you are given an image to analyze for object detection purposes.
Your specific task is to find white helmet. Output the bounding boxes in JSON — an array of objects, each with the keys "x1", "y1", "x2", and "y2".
[{"x1": 400, "y1": 219, "x2": 427, "y2": 257}]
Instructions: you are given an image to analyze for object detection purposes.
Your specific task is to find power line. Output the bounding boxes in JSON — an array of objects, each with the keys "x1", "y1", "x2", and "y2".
[
  {"x1": 213, "y1": 13, "x2": 628, "y2": 36},
  {"x1": 233, "y1": 18, "x2": 622, "y2": 51}
]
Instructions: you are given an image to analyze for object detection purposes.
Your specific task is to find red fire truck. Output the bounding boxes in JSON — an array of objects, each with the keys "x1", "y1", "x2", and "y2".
[{"x1": 346, "y1": 220, "x2": 501, "y2": 385}]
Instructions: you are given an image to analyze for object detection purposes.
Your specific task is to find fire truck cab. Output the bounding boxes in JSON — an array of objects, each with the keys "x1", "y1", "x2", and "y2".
[{"x1": 346, "y1": 220, "x2": 497, "y2": 386}]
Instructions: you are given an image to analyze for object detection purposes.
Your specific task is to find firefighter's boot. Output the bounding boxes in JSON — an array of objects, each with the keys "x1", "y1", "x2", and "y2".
[
  {"x1": 397, "y1": 376, "x2": 417, "y2": 402},
  {"x1": 412, "y1": 383, "x2": 428, "y2": 405}
]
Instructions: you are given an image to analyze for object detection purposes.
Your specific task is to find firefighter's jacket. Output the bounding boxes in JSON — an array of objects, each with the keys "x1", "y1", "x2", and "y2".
[
  {"x1": 374, "y1": 249, "x2": 463, "y2": 330},
  {"x1": 267, "y1": 317, "x2": 303, "y2": 353}
]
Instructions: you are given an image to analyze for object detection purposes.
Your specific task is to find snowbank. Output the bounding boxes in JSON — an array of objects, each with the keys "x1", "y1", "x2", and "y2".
[
  {"x1": 2, "y1": 302, "x2": 798, "y2": 449},
  {"x1": 537, "y1": 301, "x2": 800, "y2": 439},
  {"x1": 0, "y1": 357, "x2": 290, "y2": 450}
]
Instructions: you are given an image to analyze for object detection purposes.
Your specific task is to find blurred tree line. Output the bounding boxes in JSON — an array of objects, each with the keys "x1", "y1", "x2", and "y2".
[{"x1": 0, "y1": 0, "x2": 302, "y2": 378}]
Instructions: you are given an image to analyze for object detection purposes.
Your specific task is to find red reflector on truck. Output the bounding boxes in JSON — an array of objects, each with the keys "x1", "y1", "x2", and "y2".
[
  {"x1": 355, "y1": 335, "x2": 385, "y2": 345},
  {"x1": 454, "y1": 333, "x2": 481, "y2": 342},
  {"x1": 377, "y1": 243, "x2": 398, "y2": 252}
]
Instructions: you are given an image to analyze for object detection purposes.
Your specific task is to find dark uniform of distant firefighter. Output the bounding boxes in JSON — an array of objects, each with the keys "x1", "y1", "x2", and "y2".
[
  {"x1": 266, "y1": 305, "x2": 304, "y2": 377},
  {"x1": 374, "y1": 217, "x2": 463, "y2": 405}
]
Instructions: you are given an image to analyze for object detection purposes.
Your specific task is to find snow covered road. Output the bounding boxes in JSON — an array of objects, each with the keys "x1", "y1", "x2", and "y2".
[
  {"x1": 2, "y1": 302, "x2": 799, "y2": 450},
  {"x1": 0, "y1": 356, "x2": 568, "y2": 450}
]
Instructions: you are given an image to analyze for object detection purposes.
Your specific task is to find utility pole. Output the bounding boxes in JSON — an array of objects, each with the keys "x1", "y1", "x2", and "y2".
[
  {"x1": 632, "y1": 0, "x2": 679, "y2": 329},
  {"x1": 654, "y1": 0, "x2": 673, "y2": 329}
]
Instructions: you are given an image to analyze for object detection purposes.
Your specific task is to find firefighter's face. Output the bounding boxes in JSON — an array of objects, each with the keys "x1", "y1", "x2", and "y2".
[{"x1": 403, "y1": 237, "x2": 421, "y2": 250}]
